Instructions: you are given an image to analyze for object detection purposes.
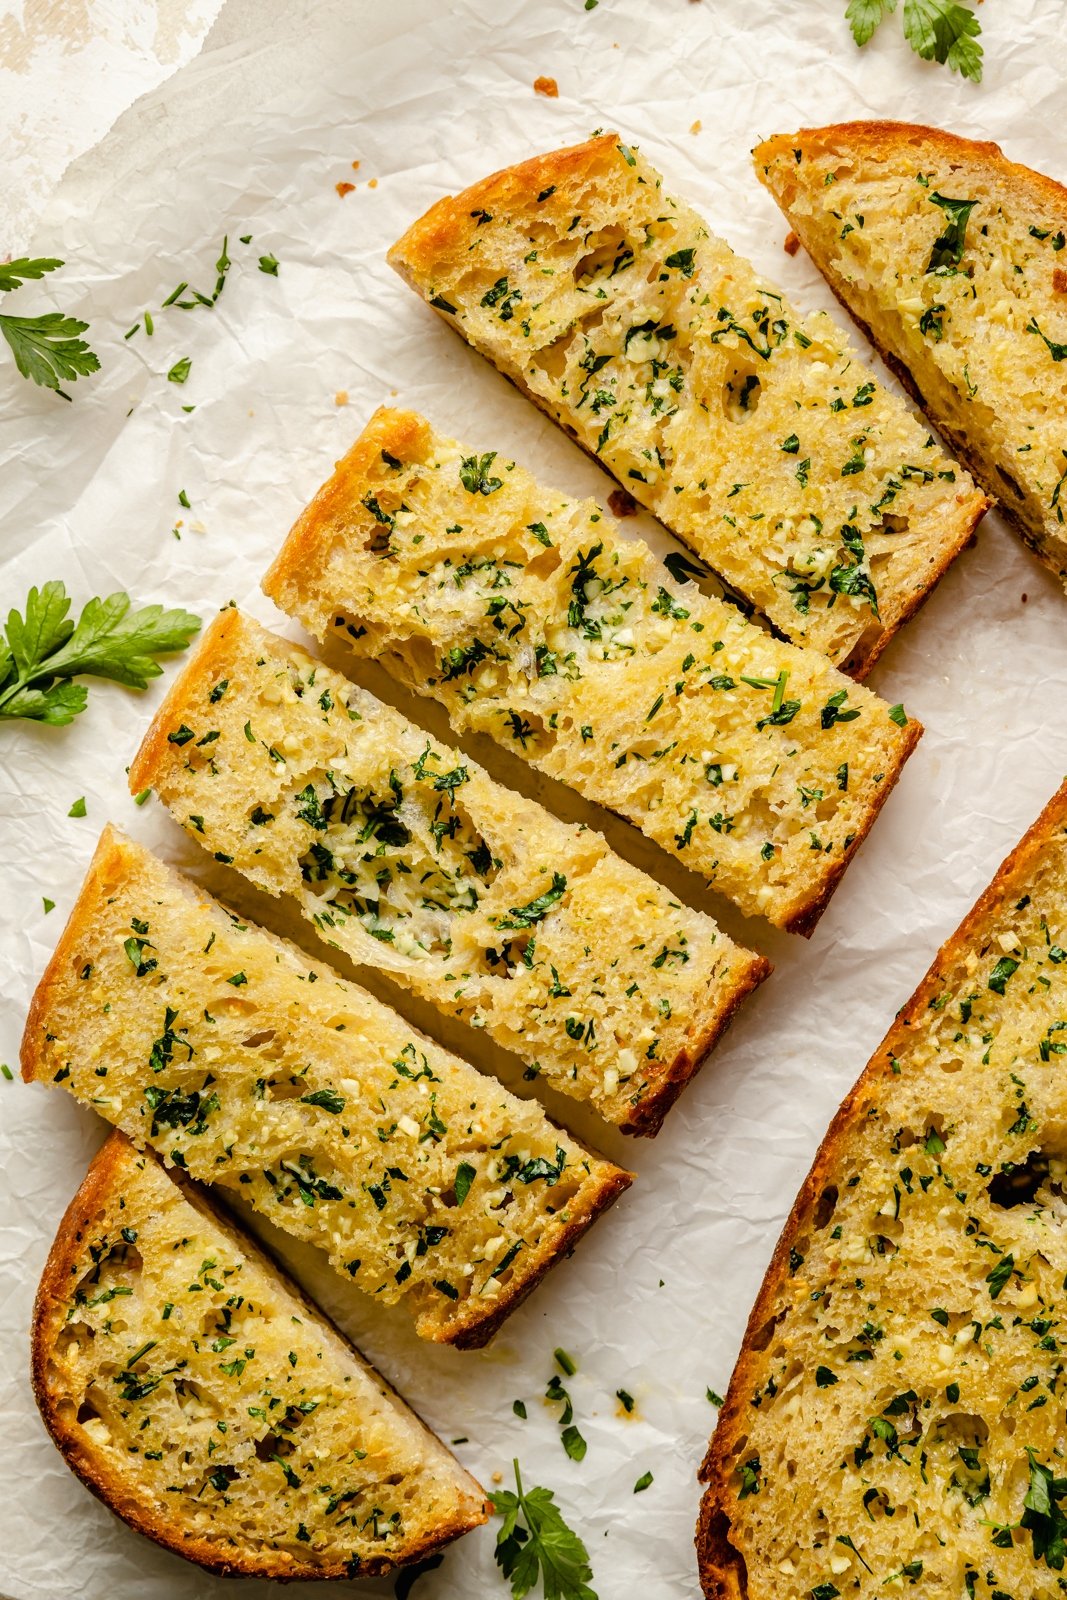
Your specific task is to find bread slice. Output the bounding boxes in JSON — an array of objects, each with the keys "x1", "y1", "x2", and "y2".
[
  {"x1": 127, "y1": 609, "x2": 768, "y2": 1132},
  {"x1": 387, "y1": 133, "x2": 988, "y2": 676},
  {"x1": 697, "y1": 778, "x2": 1067, "y2": 1599},
  {"x1": 33, "y1": 1131, "x2": 488, "y2": 1579},
  {"x1": 756, "y1": 121, "x2": 1067, "y2": 586},
  {"x1": 22, "y1": 828, "x2": 630, "y2": 1347},
  {"x1": 263, "y1": 407, "x2": 921, "y2": 935}
]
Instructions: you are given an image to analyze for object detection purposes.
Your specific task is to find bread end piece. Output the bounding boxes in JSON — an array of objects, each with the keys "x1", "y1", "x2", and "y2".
[
  {"x1": 695, "y1": 774, "x2": 1067, "y2": 1596},
  {"x1": 32, "y1": 1131, "x2": 490, "y2": 1578}
]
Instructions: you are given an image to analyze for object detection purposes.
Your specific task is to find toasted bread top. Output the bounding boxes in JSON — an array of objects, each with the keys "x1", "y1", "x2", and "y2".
[
  {"x1": 32, "y1": 1131, "x2": 488, "y2": 1580},
  {"x1": 698, "y1": 777, "x2": 1067, "y2": 1600},
  {"x1": 265, "y1": 406, "x2": 922, "y2": 935},
  {"x1": 23, "y1": 825, "x2": 631, "y2": 1346},
  {"x1": 126, "y1": 607, "x2": 768, "y2": 1134},
  {"x1": 756, "y1": 120, "x2": 1067, "y2": 581},
  {"x1": 390, "y1": 133, "x2": 987, "y2": 673}
]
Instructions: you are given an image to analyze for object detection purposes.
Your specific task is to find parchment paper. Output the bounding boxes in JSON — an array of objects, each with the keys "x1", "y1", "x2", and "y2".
[{"x1": 2, "y1": 1, "x2": 1066, "y2": 1595}]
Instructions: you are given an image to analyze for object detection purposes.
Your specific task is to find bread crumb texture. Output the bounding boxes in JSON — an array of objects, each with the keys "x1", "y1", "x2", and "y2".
[
  {"x1": 32, "y1": 1133, "x2": 488, "y2": 1579},
  {"x1": 23, "y1": 830, "x2": 629, "y2": 1345},
  {"x1": 757, "y1": 121, "x2": 1067, "y2": 583},
  {"x1": 387, "y1": 133, "x2": 987, "y2": 673},
  {"x1": 264, "y1": 407, "x2": 920, "y2": 934},
  {"x1": 126, "y1": 611, "x2": 766, "y2": 1129},
  {"x1": 698, "y1": 780, "x2": 1067, "y2": 1600}
]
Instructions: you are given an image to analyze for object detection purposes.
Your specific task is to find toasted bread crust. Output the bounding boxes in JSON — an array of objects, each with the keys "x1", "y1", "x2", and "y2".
[
  {"x1": 390, "y1": 135, "x2": 987, "y2": 677},
  {"x1": 266, "y1": 405, "x2": 924, "y2": 937},
  {"x1": 32, "y1": 1133, "x2": 489, "y2": 1580},
  {"x1": 695, "y1": 776, "x2": 1067, "y2": 1595},
  {"x1": 24, "y1": 826, "x2": 634, "y2": 1345},
  {"x1": 133, "y1": 598, "x2": 769, "y2": 1127},
  {"x1": 756, "y1": 121, "x2": 1067, "y2": 584}
]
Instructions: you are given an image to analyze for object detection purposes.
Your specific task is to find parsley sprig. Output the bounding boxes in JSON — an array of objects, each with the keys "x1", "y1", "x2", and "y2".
[
  {"x1": 846, "y1": 0, "x2": 983, "y2": 82},
  {"x1": 492, "y1": 1461, "x2": 597, "y2": 1600},
  {"x1": 0, "y1": 581, "x2": 200, "y2": 727},
  {"x1": 0, "y1": 258, "x2": 100, "y2": 397}
]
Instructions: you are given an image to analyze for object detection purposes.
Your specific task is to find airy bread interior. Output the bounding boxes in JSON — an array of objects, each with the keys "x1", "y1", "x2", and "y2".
[
  {"x1": 387, "y1": 132, "x2": 987, "y2": 673},
  {"x1": 32, "y1": 1132, "x2": 488, "y2": 1580},
  {"x1": 757, "y1": 121, "x2": 1067, "y2": 585},
  {"x1": 23, "y1": 828, "x2": 630, "y2": 1346},
  {"x1": 264, "y1": 406, "x2": 921, "y2": 934},
  {"x1": 125, "y1": 609, "x2": 767, "y2": 1131},
  {"x1": 698, "y1": 780, "x2": 1067, "y2": 1600}
]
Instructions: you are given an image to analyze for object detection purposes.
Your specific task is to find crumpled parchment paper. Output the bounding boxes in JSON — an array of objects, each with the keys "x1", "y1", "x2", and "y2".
[{"x1": 2, "y1": 1, "x2": 1066, "y2": 1595}]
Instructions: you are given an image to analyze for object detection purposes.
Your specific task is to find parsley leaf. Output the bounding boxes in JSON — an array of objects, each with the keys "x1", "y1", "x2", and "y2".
[
  {"x1": 460, "y1": 452, "x2": 503, "y2": 495},
  {"x1": 1023, "y1": 1450, "x2": 1067, "y2": 1571},
  {"x1": 0, "y1": 581, "x2": 200, "y2": 728},
  {"x1": 846, "y1": 0, "x2": 982, "y2": 80},
  {"x1": 926, "y1": 193, "x2": 978, "y2": 271},
  {"x1": 492, "y1": 1460, "x2": 597, "y2": 1600},
  {"x1": 0, "y1": 258, "x2": 64, "y2": 293},
  {"x1": 494, "y1": 873, "x2": 568, "y2": 930},
  {"x1": 902, "y1": 0, "x2": 982, "y2": 80},
  {"x1": 0, "y1": 256, "x2": 99, "y2": 395},
  {"x1": 846, "y1": 0, "x2": 896, "y2": 46}
]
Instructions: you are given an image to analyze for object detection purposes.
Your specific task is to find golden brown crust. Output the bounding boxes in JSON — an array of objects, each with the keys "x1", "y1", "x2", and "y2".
[
  {"x1": 32, "y1": 1132, "x2": 489, "y2": 1580},
  {"x1": 780, "y1": 712, "x2": 922, "y2": 938},
  {"x1": 447, "y1": 1161, "x2": 633, "y2": 1349},
  {"x1": 695, "y1": 776, "x2": 1067, "y2": 1595},
  {"x1": 390, "y1": 134, "x2": 987, "y2": 677},
  {"x1": 25, "y1": 825, "x2": 634, "y2": 1345},
  {"x1": 263, "y1": 409, "x2": 434, "y2": 608},
  {"x1": 20, "y1": 824, "x2": 128, "y2": 1085},
  {"x1": 620, "y1": 949, "x2": 771, "y2": 1137},
  {"x1": 127, "y1": 606, "x2": 244, "y2": 798},
  {"x1": 33, "y1": 1138, "x2": 490, "y2": 1577},
  {"x1": 388, "y1": 133, "x2": 622, "y2": 285},
  {"x1": 755, "y1": 121, "x2": 1067, "y2": 222}
]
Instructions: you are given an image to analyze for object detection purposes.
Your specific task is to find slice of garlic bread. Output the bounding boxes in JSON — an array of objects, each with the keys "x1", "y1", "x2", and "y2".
[
  {"x1": 32, "y1": 1131, "x2": 488, "y2": 1579},
  {"x1": 388, "y1": 133, "x2": 987, "y2": 674},
  {"x1": 22, "y1": 828, "x2": 630, "y2": 1346},
  {"x1": 757, "y1": 122, "x2": 1067, "y2": 585},
  {"x1": 127, "y1": 609, "x2": 768, "y2": 1131},
  {"x1": 698, "y1": 778, "x2": 1067, "y2": 1600},
  {"x1": 263, "y1": 408, "x2": 921, "y2": 935}
]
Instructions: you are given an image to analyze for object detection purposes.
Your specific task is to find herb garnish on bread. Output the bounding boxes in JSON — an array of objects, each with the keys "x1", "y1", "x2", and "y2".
[
  {"x1": 22, "y1": 829, "x2": 630, "y2": 1346},
  {"x1": 698, "y1": 778, "x2": 1067, "y2": 1599},
  {"x1": 757, "y1": 122, "x2": 1067, "y2": 586},
  {"x1": 388, "y1": 134, "x2": 987, "y2": 674},
  {"x1": 264, "y1": 407, "x2": 921, "y2": 935},
  {"x1": 128, "y1": 609, "x2": 768, "y2": 1132},
  {"x1": 32, "y1": 1131, "x2": 488, "y2": 1579}
]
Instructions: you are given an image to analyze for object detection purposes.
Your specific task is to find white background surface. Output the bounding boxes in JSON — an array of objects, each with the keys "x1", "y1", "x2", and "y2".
[{"x1": 3, "y1": 1, "x2": 1067, "y2": 1596}]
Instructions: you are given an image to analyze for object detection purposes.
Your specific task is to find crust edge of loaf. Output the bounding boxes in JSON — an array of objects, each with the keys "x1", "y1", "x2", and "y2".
[
  {"x1": 22, "y1": 825, "x2": 635, "y2": 1346},
  {"x1": 754, "y1": 122, "x2": 1067, "y2": 577},
  {"x1": 30, "y1": 1131, "x2": 490, "y2": 1581},
  {"x1": 387, "y1": 133, "x2": 989, "y2": 678},
  {"x1": 694, "y1": 773, "x2": 1067, "y2": 1597}
]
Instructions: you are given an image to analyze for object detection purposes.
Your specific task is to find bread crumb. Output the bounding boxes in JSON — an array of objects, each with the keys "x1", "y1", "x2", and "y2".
[
  {"x1": 534, "y1": 75, "x2": 559, "y2": 97},
  {"x1": 492, "y1": 1471, "x2": 503, "y2": 1484},
  {"x1": 335, "y1": 391, "x2": 348, "y2": 407},
  {"x1": 1054, "y1": 268, "x2": 1067, "y2": 294},
  {"x1": 608, "y1": 487, "x2": 638, "y2": 518},
  {"x1": 689, "y1": 119, "x2": 702, "y2": 135},
  {"x1": 784, "y1": 231, "x2": 800, "y2": 257},
  {"x1": 351, "y1": 160, "x2": 361, "y2": 171},
  {"x1": 336, "y1": 181, "x2": 355, "y2": 198}
]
